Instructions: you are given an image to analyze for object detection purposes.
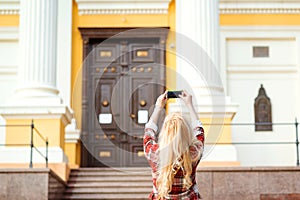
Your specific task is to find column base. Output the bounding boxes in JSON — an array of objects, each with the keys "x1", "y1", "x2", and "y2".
[
  {"x1": 9, "y1": 84, "x2": 63, "y2": 106},
  {"x1": 0, "y1": 147, "x2": 68, "y2": 163},
  {"x1": 0, "y1": 146, "x2": 70, "y2": 181},
  {"x1": 0, "y1": 105, "x2": 72, "y2": 122},
  {"x1": 0, "y1": 106, "x2": 72, "y2": 180},
  {"x1": 201, "y1": 145, "x2": 240, "y2": 166},
  {"x1": 199, "y1": 161, "x2": 240, "y2": 167}
]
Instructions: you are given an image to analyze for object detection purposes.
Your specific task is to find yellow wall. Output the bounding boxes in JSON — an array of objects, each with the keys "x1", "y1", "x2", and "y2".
[
  {"x1": 201, "y1": 117, "x2": 232, "y2": 144},
  {"x1": 78, "y1": 14, "x2": 169, "y2": 28},
  {"x1": 5, "y1": 119, "x2": 65, "y2": 149},
  {"x1": 220, "y1": 14, "x2": 300, "y2": 26},
  {"x1": 0, "y1": 15, "x2": 19, "y2": 26},
  {"x1": 71, "y1": 0, "x2": 83, "y2": 129},
  {"x1": 3, "y1": 117, "x2": 70, "y2": 178},
  {"x1": 65, "y1": 141, "x2": 81, "y2": 168},
  {"x1": 166, "y1": 0, "x2": 176, "y2": 91}
]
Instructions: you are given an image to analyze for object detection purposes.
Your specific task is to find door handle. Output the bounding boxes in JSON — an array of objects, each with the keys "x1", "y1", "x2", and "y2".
[
  {"x1": 139, "y1": 100, "x2": 147, "y2": 107},
  {"x1": 102, "y1": 100, "x2": 109, "y2": 107},
  {"x1": 110, "y1": 134, "x2": 116, "y2": 140},
  {"x1": 110, "y1": 67, "x2": 116, "y2": 73},
  {"x1": 130, "y1": 114, "x2": 136, "y2": 119}
]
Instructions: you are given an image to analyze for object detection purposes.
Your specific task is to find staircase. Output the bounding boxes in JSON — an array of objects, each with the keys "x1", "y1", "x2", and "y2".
[{"x1": 62, "y1": 168, "x2": 153, "y2": 200}]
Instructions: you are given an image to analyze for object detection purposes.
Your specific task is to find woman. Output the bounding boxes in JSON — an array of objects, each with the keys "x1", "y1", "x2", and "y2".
[{"x1": 143, "y1": 91, "x2": 205, "y2": 200}]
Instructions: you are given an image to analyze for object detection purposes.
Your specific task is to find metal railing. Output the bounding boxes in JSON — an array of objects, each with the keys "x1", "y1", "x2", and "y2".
[
  {"x1": 0, "y1": 120, "x2": 48, "y2": 168},
  {"x1": 0, "y1": 119, "x2": 299, "y2": 166},
  {"x1": 203, "y1": 118, "x2": 299, "y2": 166}
]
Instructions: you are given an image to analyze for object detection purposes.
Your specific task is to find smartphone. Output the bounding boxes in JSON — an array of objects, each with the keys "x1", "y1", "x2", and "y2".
[{"x1": 167, "y1": 90, "x2": 182, "y2": 98}]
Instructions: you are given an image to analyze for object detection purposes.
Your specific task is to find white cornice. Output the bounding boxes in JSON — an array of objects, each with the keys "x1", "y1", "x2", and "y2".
[
  {"x1": 0, "y1": 105, "x2": 73, "y2": 125},
  {"x1": 2, "y1": 0, "x2": 300, "y2": 15},
  {"x1": 227, "y1": 66, "x2": 298, "y2": 74},
  {"x1": 75, "y1": 0, "x2": 172, "y2": 15},
  {"x1": 0, "y1": 0, "x2": 19, "y2": 15},
  {"x1": 0, "y1": 27, "x2": 18, "y2": 40},
  {"x1": 220, "y1": 1, "x2": 300, "y2": 14}
]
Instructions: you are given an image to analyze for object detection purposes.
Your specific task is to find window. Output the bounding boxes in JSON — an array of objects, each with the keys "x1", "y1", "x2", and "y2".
[{"x1": 253, "y1": 46, "x2": 269, "y2": 58}]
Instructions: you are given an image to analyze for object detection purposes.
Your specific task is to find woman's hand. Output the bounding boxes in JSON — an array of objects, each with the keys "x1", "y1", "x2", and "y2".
[
  {"x1": 178, "y1": 90, "x2": 193, "y2": 106},
  {"x1": 179, "y1": 91, "x2": 198, "y2": 121},
  {"x1": 149, "y1": 91, "x2": 167, "y2": 125},
  {"x1": 155, "y1": 91, "x2": 168, "y2": 109}
]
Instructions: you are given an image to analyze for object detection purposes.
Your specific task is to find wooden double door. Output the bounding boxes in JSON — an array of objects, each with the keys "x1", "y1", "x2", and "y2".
[{"x1": 80, "y1": 28, "x2": 168, "y2": 167}]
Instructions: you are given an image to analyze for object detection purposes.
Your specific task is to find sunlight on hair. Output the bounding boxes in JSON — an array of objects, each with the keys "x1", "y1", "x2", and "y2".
[{"x1": 157, "y1": 113, "x2": 202, "y2": 198}]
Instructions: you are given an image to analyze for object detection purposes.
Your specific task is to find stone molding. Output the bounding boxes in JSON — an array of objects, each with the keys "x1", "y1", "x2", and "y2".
[
  {"x1": 0, "y1": 105, "x2": 73, "y2": 125},
  {"x1": 65, "y1": 118, "x2": 81, "y2": 143},
  {"x1": 77, "y1": 8, "x2": 169, "y2": 15},
  {"x1": 3, "y1": 0, "x2": 300, "y2": 15},
  {"x1": 227, "y1": 66, "x2": 298, "y2": 74},
  {"x1": 0, "y1": 0, "x2": 19, "y2": 15},
  {"x1": 0, "y1": 27, "x2": 18, "y2": 40},
  {"x1": 75, "y1": 0, "x2": 172, "y2": 15},
  {"x1": 220, "y1": 26, "x2": 300, "y2": 42},
  {"x1": 220, "y1": 1, "x2": 300, "y2": 14},
  {"x1": 0, "y1": 9, "x2": 19, "y2": 15}
]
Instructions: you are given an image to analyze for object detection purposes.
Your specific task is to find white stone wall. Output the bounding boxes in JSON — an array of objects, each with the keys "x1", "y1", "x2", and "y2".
[
  {"x1": 0, "y1": 27, "x2": 19, "y2": 146},
  {"x1": 0, "y1": 27, "x2": 18, "y2": 106},
  {"x1": 221, "y1": 26, "x2": 300, "y2": 166}
]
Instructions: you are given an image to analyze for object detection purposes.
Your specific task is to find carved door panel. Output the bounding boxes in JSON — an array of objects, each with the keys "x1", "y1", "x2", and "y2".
[{"x1": 83, "y1": 37, "x2": 166, "y2": 167}]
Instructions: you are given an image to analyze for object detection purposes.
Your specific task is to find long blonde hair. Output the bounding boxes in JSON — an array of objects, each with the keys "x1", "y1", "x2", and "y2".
[{"x1": 156, "y1": 112, "x2": 201, "y2": 198}]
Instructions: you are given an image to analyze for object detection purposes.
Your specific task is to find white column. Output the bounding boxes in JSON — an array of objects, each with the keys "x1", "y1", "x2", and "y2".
[
  {"x1": 174, "y1": 0, "x2": 239, "y2": 165},
  {"x1": 13, "y1": 0, "x2": 61, "y2": 105},
  {"x1": 0, "y1": 0, "x2": 72, "y2": 164},
  {"x1": 176, "y1": 0, "x2": 222, "y2": 97}
]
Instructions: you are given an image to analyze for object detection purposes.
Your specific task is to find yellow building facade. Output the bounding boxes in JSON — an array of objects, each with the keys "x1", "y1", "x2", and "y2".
[{"x1": 1, "y1": 0, "x2": 300, "y2": 180}]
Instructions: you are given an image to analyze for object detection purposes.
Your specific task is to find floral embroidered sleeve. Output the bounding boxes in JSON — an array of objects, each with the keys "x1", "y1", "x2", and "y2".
[{"x1": 143, "y1": 120, "x2": 159, "y2": 170}]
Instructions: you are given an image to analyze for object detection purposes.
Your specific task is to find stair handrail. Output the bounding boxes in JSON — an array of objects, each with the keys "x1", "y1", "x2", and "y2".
[{"x1": 0, "y1": 119, "x2": 48, "y2": 168}]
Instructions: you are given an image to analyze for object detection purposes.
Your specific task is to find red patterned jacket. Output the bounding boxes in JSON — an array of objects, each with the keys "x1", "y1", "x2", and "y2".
[{"x1": 143, "y1": 120, "x2": 205, "y2": 200}]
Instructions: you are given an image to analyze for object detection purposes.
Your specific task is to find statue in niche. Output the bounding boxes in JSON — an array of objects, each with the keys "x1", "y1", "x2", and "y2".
[{"x1": 254, "y1": 84, "x2": 272, "y2": 131}]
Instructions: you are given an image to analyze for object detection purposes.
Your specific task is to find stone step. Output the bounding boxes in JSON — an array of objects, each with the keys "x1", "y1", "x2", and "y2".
[
  {"x1": 62, "y1": 193, "x2": 148, "y2": 200},
  {"x1": 64, "y1": 187, "x2": 150, "y2": 194},
  {"x1": 67, "y1": 181, "x2": 152, "y2": 188},
  {"x1": 63, "y1": 168, "x2": 152, "y2": 200},
  {"x1": 71, "y1": 171, "x2": 151, "y2": 176},
  {"x1": 71, "y1": 168, "x2": 150, "y2": 173},
  {"x1": 68, "y1": 176, "x2": 152, "y2": 182}
]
